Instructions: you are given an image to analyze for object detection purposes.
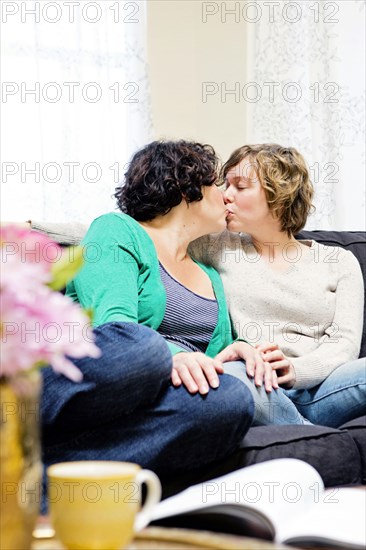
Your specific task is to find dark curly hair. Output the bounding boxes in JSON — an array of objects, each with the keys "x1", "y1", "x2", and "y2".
[{"x1": 114, "y1": 140, "x2": 219, "y2": 221}]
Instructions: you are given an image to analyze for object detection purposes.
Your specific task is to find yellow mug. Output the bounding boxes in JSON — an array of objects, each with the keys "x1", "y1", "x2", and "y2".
[{"x1": 47, "y1": 461, "x2": 161, "y2": 550}]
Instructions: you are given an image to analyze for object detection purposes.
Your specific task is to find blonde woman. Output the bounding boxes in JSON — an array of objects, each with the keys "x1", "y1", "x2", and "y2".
[{"x1": 191, "y1": 144, "x2": 365, "y2": 427}]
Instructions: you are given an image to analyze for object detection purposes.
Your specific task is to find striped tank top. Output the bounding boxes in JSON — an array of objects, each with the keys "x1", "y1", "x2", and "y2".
[{"x1": 157, "y1": 262, "x2": 218, "y2": 353}]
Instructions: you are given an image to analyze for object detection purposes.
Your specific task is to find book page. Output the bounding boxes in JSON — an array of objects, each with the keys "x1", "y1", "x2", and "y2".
[
  {"x1": 277, "y1": 487, "x2": 366, "y2": 548},
  {"x1": 153, "y1": 458, "x2": 323, "y2": 536}
]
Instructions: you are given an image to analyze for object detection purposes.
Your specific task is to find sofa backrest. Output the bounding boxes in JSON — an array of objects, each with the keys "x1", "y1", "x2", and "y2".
[{"x1": 297, "y1": 230, "x2": 366, "y2": 358}]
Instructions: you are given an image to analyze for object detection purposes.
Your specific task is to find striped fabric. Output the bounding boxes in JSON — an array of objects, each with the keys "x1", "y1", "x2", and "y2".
[{"x1": 157, "y1": 262, "x2": 218, "y2": 353}]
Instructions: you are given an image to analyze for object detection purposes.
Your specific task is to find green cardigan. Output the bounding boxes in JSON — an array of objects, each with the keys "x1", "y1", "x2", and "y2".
[{"x1": 66, "y1": 212, "x2": 235, "y2": 356}]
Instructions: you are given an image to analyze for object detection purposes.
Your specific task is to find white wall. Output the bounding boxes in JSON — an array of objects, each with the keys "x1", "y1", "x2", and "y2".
[
  {"x1": 147, "y1": 0, "x2": 249, "y2": 161},
  {"x1": 147, "y1": 1, "x2": 365, "y2": 230}
]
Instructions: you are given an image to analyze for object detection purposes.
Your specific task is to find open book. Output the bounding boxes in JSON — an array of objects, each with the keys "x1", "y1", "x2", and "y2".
[{"x1": 152, "y1": 459, "x2": 366, "y2": 549}]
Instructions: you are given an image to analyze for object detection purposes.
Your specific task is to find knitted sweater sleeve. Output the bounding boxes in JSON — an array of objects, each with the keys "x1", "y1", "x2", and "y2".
[
  {"x1": 291, "y1": 249, "x2": 364, "y2": 389},
  {"x1": 188, "y1": 232, "x2": 226, "y2": 265},
  {"x1": 30, "y1": 220, "x2": 88, "y2": 244}
]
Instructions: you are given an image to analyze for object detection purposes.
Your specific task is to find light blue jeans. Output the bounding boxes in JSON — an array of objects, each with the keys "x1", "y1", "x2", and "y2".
[
  {"x1": 284, "y1": 357, "x2": 366, "y2": 427},
  {"x1": 224, "y1": 358, "x2": 366, "y2": 427}
]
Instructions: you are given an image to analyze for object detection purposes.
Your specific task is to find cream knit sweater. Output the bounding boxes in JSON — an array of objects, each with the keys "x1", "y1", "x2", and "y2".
[{"x1": 190, "y1": 231, "x2": 364, "y2": 389}]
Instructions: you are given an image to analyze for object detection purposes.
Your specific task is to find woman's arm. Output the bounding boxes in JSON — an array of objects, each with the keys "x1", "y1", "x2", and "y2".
[
  {"x1": 29, "y1": 220, "x2": 88, "y2": 244},
  {"x1": 283, "y1": 249, "x2": 364, "y2": 389},
  {"x1": 188, "y1": 232, "x2": 228, "y2": 265},
  {"x1": 67, "y1": 214, "x2": 141, "y2": 326}
]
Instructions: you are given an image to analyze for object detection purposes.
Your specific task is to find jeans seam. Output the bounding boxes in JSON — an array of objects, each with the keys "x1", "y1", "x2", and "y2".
[{"x1": 290, "y1": 382, "x2": 366, "y2": 405}]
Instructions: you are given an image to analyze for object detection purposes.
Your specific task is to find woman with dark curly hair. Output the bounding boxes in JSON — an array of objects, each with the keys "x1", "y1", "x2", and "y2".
[
  {"x1": 41, "y1": 141, "x2": 259, "y2": 494},
  {"x1": 190, "y1": 143, "x2": 365, "y2": 427},
  {"x1": 67, "y1": 140, "x2": 276, "y2": 396}
]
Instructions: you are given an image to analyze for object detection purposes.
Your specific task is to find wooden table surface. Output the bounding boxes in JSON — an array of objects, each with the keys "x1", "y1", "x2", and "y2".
[{"x1": 32, "y1": 522, "x2": 293, "y2": 550}]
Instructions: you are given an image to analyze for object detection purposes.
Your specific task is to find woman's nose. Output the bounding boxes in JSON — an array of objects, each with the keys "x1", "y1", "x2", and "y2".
[{"x1": 223, "y1": 188, "x2": 233, "y2": 203}]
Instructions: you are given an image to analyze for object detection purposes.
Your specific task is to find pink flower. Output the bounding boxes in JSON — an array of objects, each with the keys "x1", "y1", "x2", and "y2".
[
  {"x1": 0, "y1": 226, "x2": 100, "y2": 381},
  {"x1": 1, "y1": 225, "x2": 62, "y2": 288}
]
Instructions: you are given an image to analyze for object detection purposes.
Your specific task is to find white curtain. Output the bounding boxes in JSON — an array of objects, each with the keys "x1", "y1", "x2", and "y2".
[
  {"x1": 1, "y1": 0, "x2": 153, "y2": 223},
  {"x1": 245, "y1": 0, "x2": 365, "y2": 230}
]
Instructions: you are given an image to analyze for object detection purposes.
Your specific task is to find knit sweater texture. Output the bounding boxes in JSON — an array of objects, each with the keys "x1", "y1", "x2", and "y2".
[
  {"x1": 65, "y1": 213, "x2": 235, "y2": 357},
  {"x1": 190, "y1": 231, "x2": 364, "y2": 389}
]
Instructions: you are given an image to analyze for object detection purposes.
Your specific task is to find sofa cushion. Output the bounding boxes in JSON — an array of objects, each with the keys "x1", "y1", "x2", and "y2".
[
  {"x1": 297, "y1": 230, "x2": 366, "y2": 358},
  {"x1": 161, "y1": 424, "x2": 362, "y2": 500},
  {"x1": 339, "y1": 415, "x2": 366, "y2": 484},
  {"x1": 238, "y1": 424, "x2": 362, "y2": 487}
]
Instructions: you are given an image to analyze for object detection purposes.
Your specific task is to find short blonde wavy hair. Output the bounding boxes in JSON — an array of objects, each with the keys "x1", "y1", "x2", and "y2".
[{"x1": 222, "y1": 144, "x2": 315, "y2": 236}]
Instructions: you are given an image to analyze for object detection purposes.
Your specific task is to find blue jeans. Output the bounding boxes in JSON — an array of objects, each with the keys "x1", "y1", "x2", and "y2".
[
  {"x1": 223, "y1": 361, "x2": 311, "y2": 425},
  {"x1": 224, "y1": 359, "x2": 366, "y2": 427},
  {"x1": 41, "y1": 323, "x2": 254, "y2": 510},
  {"x1": 284, "y1": 357, "x2": 366, "y2": 427}
]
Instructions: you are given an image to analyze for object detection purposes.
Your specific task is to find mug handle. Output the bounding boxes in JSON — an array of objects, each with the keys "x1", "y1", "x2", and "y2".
[{"x1": 134, "y1": 469, "x2": 162, "y2": 532}]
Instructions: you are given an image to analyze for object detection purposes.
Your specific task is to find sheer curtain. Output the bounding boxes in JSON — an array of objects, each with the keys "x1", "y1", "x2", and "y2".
[
  {"x1": 1, "y1": 0, "x2": 152, "y2": 223},
  {"x1": 245, "y1": 0, "x2": 365, "y2": 230}
]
